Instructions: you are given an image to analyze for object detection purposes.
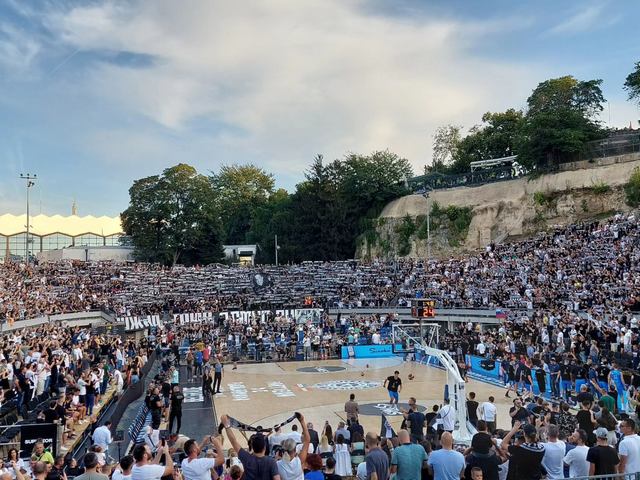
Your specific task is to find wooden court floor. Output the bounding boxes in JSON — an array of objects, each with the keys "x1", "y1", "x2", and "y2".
[{"x1": 212, "y1": 357, "x2": 514, "y2": 443}]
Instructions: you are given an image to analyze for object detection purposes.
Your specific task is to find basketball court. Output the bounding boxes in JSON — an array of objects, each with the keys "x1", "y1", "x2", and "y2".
[{"x1": 211, "y1": 357, "x2": 515, "y2": 444}]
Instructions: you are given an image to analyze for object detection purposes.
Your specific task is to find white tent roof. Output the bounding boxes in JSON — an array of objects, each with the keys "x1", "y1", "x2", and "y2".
[{"x1": 0, "y1": 214, "x2": 123, "y2": 237}]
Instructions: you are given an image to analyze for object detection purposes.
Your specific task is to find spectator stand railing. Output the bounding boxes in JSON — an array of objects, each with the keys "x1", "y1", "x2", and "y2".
[{"x1": 566, "y1": 474, "x2": 640, "y2": 480}]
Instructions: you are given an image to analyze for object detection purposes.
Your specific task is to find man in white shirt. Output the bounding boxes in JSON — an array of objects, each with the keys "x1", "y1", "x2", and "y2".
[
  {"x1": 439, "y1": 399, "x2": 456, "y2": 433},
  {"x1": 563, "y1": 429, "x2": 589, "y2": 478},
  {"x1": 113, "y1": 369, "x2": 124, "y2": 394},
  {"x1": 92, "y1": 421, "x2": 113, "y2": 452},
  {"x1": 619, "y1": 418, "x2": 640, "y2": 474},
  {"x1": 542, "y1": 424, "x2": 565, "y2": 480},
  {"x1": 480, "y1": 396, "x2": 497, "y2": 433},
  {"x1": 371, "y1": 332, "x2": 381, "y2": 345},
  {"x1": 288, "y1": 425, "x2": 302, "y2": 444},
  {"x1": 112, "y1": 455, "x2": 134, "y2": 480},
  {"x1": 131, "y1": 443, "x2": 173, "y2": 480},
  {"x1": 181, "y1": 436, "x2": 224, "y2": 480},
  {"x1": 269, "y1": 426, "x2": 287, "y2": 450}
]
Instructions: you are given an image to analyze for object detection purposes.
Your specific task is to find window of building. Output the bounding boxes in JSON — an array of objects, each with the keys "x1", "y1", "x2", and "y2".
[
  {"x1": 8, "y1": 233, "x2": 27, "y2": 260},
  {"x1": 104, "y1": 234, "x2": 123, "y2": 246},
  {"x1": 0, "y1": 235, "x2": 6, "y2": 262},
  {"x1": 74, "y1": 234, "x2": 105, "y2": 247},
  {"x1": 42, "y1": 233, "x2": 73, "y2": 251}
]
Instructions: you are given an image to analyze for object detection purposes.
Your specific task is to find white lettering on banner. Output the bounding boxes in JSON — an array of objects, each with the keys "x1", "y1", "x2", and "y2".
[
  {"x1": 172, "y1": 312, "x2": 216, "y2": 325},
  {"x1": 228, "y1": 382, "x2": 250, "y2": 401},
  {"x1": 218, "y1": 308, "x2": 323, "y2": 324},
  {"x1": 121, "y1": 315, "x2": 163, "y2": 332}
]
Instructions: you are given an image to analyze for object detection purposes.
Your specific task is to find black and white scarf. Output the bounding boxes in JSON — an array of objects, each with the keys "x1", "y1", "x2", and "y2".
[{"x1": 219, "y1": 413, "x2": 298, "y2": 434}]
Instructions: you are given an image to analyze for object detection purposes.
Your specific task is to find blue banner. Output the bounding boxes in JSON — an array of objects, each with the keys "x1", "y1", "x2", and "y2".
[
  {"x1": 467, "y1": 355, "x2": 501, "y2": 380},
  {"x1": 341, "y1": 344, "x2": 402, "y2": 359}
]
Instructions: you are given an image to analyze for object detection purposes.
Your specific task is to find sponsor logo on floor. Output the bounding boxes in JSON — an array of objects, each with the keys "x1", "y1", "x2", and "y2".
[
  {"x1": 358, "y1": 402, "x2": 426, "y2": 416},
  {"x1": 296, "y1": 366, "x2": 347, "y2": 373},
  {"x1": 306, "y1": 380, "x2": 383, "y2": 391},
  {"x1": 224, "y1": 382, "x2": 296, "y2": 401}
]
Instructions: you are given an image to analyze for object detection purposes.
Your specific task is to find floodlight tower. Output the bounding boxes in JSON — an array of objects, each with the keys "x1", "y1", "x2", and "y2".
[{"x1": 19, "y1": 173, "x2": 37, "y2": 264}]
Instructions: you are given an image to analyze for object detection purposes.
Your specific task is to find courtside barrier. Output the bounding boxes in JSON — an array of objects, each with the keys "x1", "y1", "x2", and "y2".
[{"x1": 340, "y1": 344, "x2": 403, "y2": 359}]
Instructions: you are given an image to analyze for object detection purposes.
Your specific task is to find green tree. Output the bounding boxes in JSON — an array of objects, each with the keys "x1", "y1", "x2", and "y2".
[
  {"x1": 451, "y1": 109, "x2": 524, "y2": 173},
  {"x1": 247, "y1": 188, "x2": 298, "y2": 263},
  {"x1": 211, "y1": 164, "x2": 275, "y2": 244},
  {"x1": 429, "y1": 124, "x2": 462, "y2": 172},
  {"x1": 121, "y1": 164, "x2": 224, "y2": 266},
  {"x1": 624, "y1": 61, "x2": 640, "y2": 105},
  {"x1": 280, "y1": 151, "x2": 412, "y2": 262},
  {"x1": 518, "y1": 76, "x2": 606, "y2": 168}
]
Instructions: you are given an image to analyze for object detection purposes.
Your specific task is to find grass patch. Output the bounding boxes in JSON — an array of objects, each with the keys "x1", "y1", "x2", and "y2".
[
  {"x1": 395, "y1": 214, "x2": 416, "y2": 256},
  {"x1": 591, "y1": 181, "x2": 611, "y2": 195}
]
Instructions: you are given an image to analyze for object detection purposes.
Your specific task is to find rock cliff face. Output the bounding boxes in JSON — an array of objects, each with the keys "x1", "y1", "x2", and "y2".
[{"x1": 357, "y1": 155, "x2": 640, "y2": 259}]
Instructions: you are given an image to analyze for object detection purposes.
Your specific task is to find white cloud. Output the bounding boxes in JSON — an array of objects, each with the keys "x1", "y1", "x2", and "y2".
[
  {"x1": 0, "y1": 23, "x2": 40, "y2": 72},
  {"x1": 547, "y1": 3, "x2": 619, "y2": 36},
  {"x1": 32, "y1": 1, "x2": 542, "y2": 175}
]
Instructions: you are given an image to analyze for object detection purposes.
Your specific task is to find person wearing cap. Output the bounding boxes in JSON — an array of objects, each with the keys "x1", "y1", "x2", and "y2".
[
  {"x1": 586, "y1": 427, "x2": 619, "y2": 476},
  {"x1": 618, "y1": 418, "x2": 640, "y2": 474},
  {"x1": 500, "y1": 420, "x2": 545, "y2": 480}
]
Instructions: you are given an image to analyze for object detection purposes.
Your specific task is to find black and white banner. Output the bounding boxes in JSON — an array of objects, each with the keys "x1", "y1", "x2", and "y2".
[
  {"x1": 219, "y1": 308, "x2": 323, "y2": 324},
  {"x1": 173, "y1": 312, "x2": 217, "y2": 325},
  {"x1": 116, "y1": 314, "x2": 163, "y2": 332}
]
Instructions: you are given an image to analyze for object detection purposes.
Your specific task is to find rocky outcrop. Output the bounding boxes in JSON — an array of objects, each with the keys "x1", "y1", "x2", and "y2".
[{"x1": 357, "y1": 156, "x2": 640, "y2": 259}]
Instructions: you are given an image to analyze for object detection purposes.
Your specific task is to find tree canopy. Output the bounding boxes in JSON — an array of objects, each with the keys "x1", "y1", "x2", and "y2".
[
  {"x1": 121, "y1": 164, "x2": 224, "y2": 266},
  {"x1": 624, "y1": 61, "x2": 640, "y2": 105},
  {"x1": 211, "y1": 164, "x2": 275, "y2": 244},
  {"x1": 121, "y1": 151, "x2": 412, "y2": 265},
  {"x1": 426, "y1": 75, "x2": 607, "y2": 173}
]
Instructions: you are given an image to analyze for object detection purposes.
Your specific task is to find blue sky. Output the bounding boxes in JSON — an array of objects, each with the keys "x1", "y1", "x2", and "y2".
[{"x1": 0, "y1": 0, "x2": 639, "y2": 216}]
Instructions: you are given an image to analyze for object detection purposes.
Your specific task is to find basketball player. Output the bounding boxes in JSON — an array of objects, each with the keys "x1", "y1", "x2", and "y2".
[{"x1": 383, "y1": 370, "x2": 402, "y2": 405}]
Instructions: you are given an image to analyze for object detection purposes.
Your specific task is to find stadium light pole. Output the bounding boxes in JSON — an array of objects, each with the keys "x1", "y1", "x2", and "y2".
[{"x1": 19, "y1": 173, "x2": 37, "y2": 264}]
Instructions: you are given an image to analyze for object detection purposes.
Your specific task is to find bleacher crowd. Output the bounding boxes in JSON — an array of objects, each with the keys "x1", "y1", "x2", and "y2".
[{"x1": 0, "y1": 211, "x2": 639, "y2": 479}]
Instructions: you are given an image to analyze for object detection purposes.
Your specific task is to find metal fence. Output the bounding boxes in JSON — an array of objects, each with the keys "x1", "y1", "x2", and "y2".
[
  {"x1": 408, "y1": 165, "x2": 518, "y2": 191},
  {"x1": 409, "y1": 134, "x2": 640, "y2": 192},
  {"x1": 566, "y1": 473, "x2": 640, "y2": 480},
  {"x1": 580, "y1": 137, "x2": 640, "y2": 161}
]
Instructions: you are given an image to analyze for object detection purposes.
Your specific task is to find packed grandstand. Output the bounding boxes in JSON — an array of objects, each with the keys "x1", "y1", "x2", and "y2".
[{"x1": 0, "y1": 212, "x2": 639, "y2": 480}]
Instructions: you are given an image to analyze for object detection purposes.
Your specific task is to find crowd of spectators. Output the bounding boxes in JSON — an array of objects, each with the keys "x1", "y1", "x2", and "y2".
[
  {"x1": 21, "y1": 388, "x2": 640, "y2": 480},
  {"x1": 1, "y1": 212, "x2": 636, "y2": 326},
  {"x1": 0, "y1": 323, "x2": 152, "y2": 480},
  {"x1": 1, "y1": 211, "x2": 639, "y2": 479}
]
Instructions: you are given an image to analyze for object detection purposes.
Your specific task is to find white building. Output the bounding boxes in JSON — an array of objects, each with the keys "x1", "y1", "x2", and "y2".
[{"x1": 223, "y1": 244, "x2": 258, "y2": 265}]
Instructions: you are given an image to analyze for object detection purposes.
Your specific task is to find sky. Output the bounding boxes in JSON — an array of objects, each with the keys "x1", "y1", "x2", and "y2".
[{"x1": 0, "y1": 0, "x2": 639, "y2": 216}]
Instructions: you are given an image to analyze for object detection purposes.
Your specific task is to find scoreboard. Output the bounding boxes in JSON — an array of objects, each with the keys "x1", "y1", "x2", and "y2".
[{"x1": 411, "y1": 299, "x2": 436, "y2": 318}]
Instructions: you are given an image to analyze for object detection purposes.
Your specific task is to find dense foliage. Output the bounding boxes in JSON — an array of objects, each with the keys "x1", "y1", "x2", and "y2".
[
  {"x1": 624, "y1": 62, "x2": 640, "y2": 105},
  {"x1": 121, "y1": 164, "x2": 224, "y2": 266},
  {"x1": 122, "y1": 152, "x2": 412, "y2": 265},
  {"x1": 625, "y1": 167, "x2": 640, "y2": 208},
  {"x1": 427, "y1": 75, "x2": 609, "y2": 173}
]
